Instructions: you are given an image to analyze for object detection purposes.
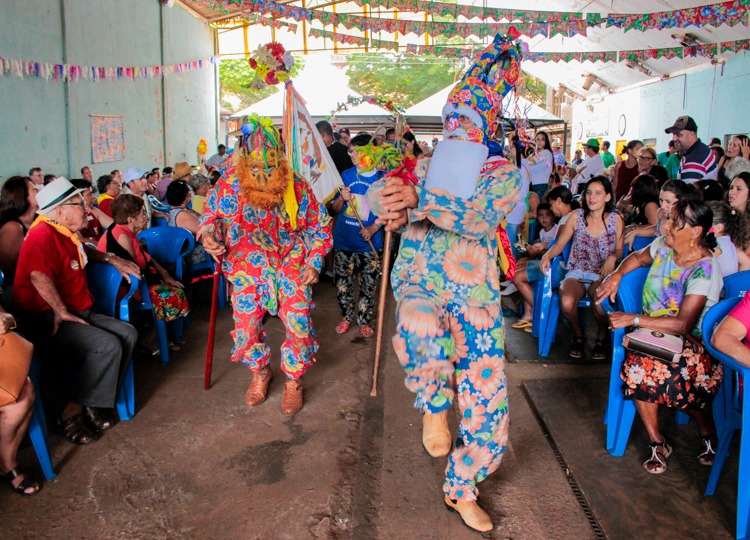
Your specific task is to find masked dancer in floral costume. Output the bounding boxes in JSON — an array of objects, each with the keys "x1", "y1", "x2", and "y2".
[
  {"x1": 376, "y1": 34, "x2": 523, "y2": 532},
  {"x1": 198, "y1": 114, "x2": 332, "y2": 414}
]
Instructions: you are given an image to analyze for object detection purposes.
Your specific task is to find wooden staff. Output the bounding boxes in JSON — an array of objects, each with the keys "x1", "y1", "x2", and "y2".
[
  {"x1": 370, "y1": 113, "x2": 406, "y2": 396},
  {"x1": 370, "y1": 228, "x2": 391, "y2": 397},
  {"x1": 204, "y1": 259, "x2": 223, "y2": 390}
]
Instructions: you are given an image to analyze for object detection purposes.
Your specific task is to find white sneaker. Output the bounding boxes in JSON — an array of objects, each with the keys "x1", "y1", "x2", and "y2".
[{"x1": 500, "y1": 282, "x2": 517, "y2": 295}]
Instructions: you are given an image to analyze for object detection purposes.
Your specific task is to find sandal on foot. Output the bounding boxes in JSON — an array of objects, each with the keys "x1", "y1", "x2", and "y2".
[
  {"x1": 1, "y1": 467, "x2": 42, "y2": 496},
  {"x1": 643, "y1": 440, "x2": 672, "y2": 474},
  {"x1": 57, "y1": 414, "x2": 101, "y2": 445},
  {"x1": 591, "y1": 339, "x2": 608, "y2": 361},
  {"x1": 83, "y1": 406, "x2": 118, "y2": 431},
  {"x1": 511, "y1": 319, "x2": 533, "y2": 330},
  {"x1": 569, "y1": 336, "x2": 585, "y2": 359},
  {"x1": 359, "y1": 325, "x2": 374, "y2": 338},
  {"x1": 698, "y1": 433, "x2": 717, "y2": 466},
  {"x1": 335, "y1": 320, "x2": 351, "y2": 334}
]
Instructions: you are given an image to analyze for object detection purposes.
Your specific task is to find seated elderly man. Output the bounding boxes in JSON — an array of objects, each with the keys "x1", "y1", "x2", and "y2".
[{"x1": 13, "y1": 178, "x2": 140, "y2": 445}]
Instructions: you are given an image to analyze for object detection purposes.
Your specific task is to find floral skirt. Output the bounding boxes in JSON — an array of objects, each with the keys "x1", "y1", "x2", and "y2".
[
  {"x1": 149, "y1": 284, "x2": 190, "y2": 322},
  {"x1": 620, "y1": 337, "x2": 723, "y2": 410}
]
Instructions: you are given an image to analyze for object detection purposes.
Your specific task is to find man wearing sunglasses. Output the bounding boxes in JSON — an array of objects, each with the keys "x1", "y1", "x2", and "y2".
[{"x1": 13, "y1": 177, "x2": 140, "y2": 446}]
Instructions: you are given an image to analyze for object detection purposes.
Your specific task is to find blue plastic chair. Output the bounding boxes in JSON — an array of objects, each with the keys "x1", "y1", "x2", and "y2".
[
  {"x1": 623, "y1": 235, "x2": 655, "y2": 258},
  {"x1": 536, "y1": 241, "x2": 592, "y2": 356},
  {"x1": 724, "y1": 270, "x2": 750, "y2": 299},
  {"x1": 137, "y1": 227, "x2": 194, "y2": 362},
  {"x1": 138, "y1": 227, "x2": 194, "y2": 283},
  {"x1": 152, "y1": 216, "x2": 168, "y2": 228},
  {"x1": 86, "y1": 263, "x2": 139, "y2": 419},
  {"x1": 600, "y1": 266, "x2": 689, "y2": 456},
  {"x1": 27, "y1": 355, "x2": 56, "y2": 480},
  {"x1": 702, "y1": 297, "x2": 749, "y2": 540}
]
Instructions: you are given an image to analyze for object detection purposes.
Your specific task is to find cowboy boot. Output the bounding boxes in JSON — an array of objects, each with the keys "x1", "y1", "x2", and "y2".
[
  {"x1": 444, "y1": 496, "x2": 494, "y2": 533},
  {"x1": 422, "y1": 410, "x2": 451, "y2": 457},
  {"x1": 281, "y1": 378, "x2": 303, "y2": 415},
  {"x1": 245, "y1": 365, "x2": 272, "y2": 406}
]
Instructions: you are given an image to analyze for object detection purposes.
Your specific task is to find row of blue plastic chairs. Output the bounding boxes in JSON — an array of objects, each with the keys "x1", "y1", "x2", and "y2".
[
  {"x1": 6, "y1": 224, "x2": 225, "y2": 483},
  {"x1": 524, "y1": 234, "x2": 750, "y2": 539}
]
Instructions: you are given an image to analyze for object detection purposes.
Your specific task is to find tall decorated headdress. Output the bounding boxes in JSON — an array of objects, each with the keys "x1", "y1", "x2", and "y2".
[{"x1": 442, "y1": 33, "x2": 523, "y2": 145}]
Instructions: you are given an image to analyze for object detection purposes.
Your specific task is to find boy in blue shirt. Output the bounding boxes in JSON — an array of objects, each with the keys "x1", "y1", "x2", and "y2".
[{"x1": 330, "y1": 134, "x2": 384, "y2": 337}]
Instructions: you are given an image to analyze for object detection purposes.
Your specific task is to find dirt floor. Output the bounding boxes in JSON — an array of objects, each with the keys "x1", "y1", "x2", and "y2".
[{"x1": 0, "y1": 280, "x2": 741, "y2": 539}]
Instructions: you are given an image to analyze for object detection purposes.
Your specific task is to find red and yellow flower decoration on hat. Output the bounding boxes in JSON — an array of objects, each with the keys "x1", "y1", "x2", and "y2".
[{"x1": 247, "y1": 42, "x2": 295, "y2": 90}]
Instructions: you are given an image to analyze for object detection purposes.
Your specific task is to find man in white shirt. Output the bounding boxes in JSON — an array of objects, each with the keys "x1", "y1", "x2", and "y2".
[
  {"x1": 205, "y1": 144, "x2": 228, "y2": 169},
  {"x1": 571, "y1": 138, "x2": 605, "y2": 193}
]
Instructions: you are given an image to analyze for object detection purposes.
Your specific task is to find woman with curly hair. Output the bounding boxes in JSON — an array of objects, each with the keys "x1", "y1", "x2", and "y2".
[{"x1": 708, "y1": 201, "x2": 750, "y2": 275}]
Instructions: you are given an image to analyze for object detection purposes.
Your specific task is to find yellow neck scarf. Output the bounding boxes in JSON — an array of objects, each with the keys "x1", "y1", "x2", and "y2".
[{"x1": 30, "y1": 215, "x2": 88, "y2": 267}]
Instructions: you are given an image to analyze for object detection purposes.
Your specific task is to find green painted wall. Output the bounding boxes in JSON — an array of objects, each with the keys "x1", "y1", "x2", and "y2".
[{"x1": 0, "y1": 0, "x2": 218, "y2": 182}]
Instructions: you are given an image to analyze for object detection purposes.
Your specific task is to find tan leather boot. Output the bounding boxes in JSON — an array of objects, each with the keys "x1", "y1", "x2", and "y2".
[
  {"x1": 444, "y1": 496, "x2": 493, "y2": 533},
  {"x1": 281, "y1": 378, "x2": 303, "y2": 415},
  {"x1": 422, "y1": 410, "x2": 451, "y2": 457},
  {"x1": 245, "y1": 366, "x2": 272, "y2": 406}
]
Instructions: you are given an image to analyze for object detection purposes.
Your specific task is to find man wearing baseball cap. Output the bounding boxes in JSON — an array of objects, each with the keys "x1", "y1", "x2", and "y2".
[
  {"x1": 571, "y1": 138, "x2": 606, "y2": 193},
  {"x1": 665, "y1": 115, "x2": 717, "y2": 183},
  {"x1": 13, "y1": 177, "x2": 140, "y2": 445}
]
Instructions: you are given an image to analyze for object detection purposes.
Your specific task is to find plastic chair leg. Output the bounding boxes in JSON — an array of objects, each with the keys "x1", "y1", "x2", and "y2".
[
  {"x1": 29, "y1": 397, "x2": 56, "y2": 480},
  {"x1": 116, "y1": 360, "x2": 135, "y2": 421},
  {"x1": 531, "y1": 281, "x2": 542, "y2": 338},
  {"x1": 705, "y1": 427, "x2": 736, "y2": 496},
  {"x1": 155, "y1": 319, "x2": 170, "y2": 365},
  {"x1": 218, "y1": 274, "x2": 227, "y2": 310},
  {"x1": 736, "y1": 408, "x2": 750, "y2": 540},
  {"x1": 539, "y1": 296, "x2": 560, "y2": 357},
  {"x1": 612, "y1": 400, "x2": 637, "y2": 457}
]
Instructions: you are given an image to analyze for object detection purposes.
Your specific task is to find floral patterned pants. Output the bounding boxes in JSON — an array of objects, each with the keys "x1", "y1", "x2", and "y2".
[
  {"x1": 333, "y1": 249, "x2": 382, "y2": 327},
  {"x1": 393, "y1": 285, "x2": 509, "y2": 502},
  {"x1": 228, "y1": 270, "x2": 318, "y2": 380}
]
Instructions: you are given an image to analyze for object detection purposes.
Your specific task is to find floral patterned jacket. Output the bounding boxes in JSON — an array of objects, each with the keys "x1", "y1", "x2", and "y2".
[
  {"x1": 197, "y1": 165, "x2": 332, "y2": 314},
  {"x1": 392, "y1": 155, "x2": 521, "y2": 310}
]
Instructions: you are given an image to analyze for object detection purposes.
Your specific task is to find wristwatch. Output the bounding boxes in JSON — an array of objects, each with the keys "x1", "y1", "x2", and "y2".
[
  {"x1": 633, "y1": 315, "x2": 640, "y2": 327},
  {"x1": 104, "y1": 252, "x2": 115, "y2": 263}
]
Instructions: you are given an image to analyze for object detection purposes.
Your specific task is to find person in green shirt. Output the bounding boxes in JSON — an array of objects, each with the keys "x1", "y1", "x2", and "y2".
[
  {"x1": 657, "y1": 140, "x2": 681, "y2": 179},
  {"x1": 601, "y1": 140, "x2": 616, "y2": 168}
]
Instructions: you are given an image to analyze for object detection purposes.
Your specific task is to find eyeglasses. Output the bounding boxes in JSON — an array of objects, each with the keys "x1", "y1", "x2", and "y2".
[
  {"x1": 637, "y1": 156, "x2": 655, "y2": 161},
  {"x1": 60, "y1": 201, "x2": 85, "y2": 208}
]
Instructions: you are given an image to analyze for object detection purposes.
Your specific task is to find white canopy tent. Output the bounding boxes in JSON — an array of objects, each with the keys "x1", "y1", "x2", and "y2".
[{"x1": 405, "y1": 84, "x2": 565, "y2": 134}]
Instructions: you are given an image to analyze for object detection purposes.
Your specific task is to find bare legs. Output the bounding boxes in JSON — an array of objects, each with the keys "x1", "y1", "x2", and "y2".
[{"x1": 0, "y1": 378, "x2": 37, "y2": 493}]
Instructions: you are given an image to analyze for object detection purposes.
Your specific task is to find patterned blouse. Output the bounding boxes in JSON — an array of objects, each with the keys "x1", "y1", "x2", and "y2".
[
  {"x1": 391, "y1": 156, "x2": 521, "y2": 309},
  {"x1": 566, "y1": 209, "x2": 618, "y2": 274},
  {"x1": 642, "y1": 236, "x2": 723, "y2": 337}
]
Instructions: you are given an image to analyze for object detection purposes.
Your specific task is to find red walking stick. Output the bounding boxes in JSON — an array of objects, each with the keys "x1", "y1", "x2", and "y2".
[{"x1": 204, "y1": 259, "x2": 223, "y2": 390}]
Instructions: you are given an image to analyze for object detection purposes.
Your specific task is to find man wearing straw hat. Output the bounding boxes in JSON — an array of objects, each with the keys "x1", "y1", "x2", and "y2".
[
  {"x1": 13, "y1": 177, "x2": 140, "y2": 445},
  {"x1": 198, "y1": 114, "x2": 332, "y2": 415},
  {"x1": 376, "y1": 34, "x2": 523, "y2": 532}
]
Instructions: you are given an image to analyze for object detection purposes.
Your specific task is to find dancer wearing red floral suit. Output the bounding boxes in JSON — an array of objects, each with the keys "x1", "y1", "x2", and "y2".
[{"x1": 198, "y1": 114, "x2": 332, "y2": 414}]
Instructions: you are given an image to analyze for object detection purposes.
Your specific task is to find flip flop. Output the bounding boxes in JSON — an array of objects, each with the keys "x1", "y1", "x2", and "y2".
[{"x1": 511, "y1": 320, "x2": 533, "y2": 330}]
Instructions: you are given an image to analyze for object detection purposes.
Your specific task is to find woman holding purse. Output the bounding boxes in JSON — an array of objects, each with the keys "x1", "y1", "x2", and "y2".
[
  {"x1": 596, "y1": 198, "x2": 724, "y2": 475},
  {"x1": 0, "y1": 299, "x2": 42, "y2": 495}
]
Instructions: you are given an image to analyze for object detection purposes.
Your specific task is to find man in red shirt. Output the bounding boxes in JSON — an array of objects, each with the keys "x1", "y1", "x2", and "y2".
[{"x1": 14, "y1": 177, "x2": 140, "y2": 445}]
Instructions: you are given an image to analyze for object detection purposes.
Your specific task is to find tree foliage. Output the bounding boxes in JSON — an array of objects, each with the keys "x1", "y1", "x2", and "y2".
[
  {"x1": 344, "y1": 53, "x2": 464, "y2": 108},
  {"x1": 345, "y1": 51, "x2": 546, "y2": 109},
  {"x1": 219, "y1": 57, "x2": 304, "y2": 112}
]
